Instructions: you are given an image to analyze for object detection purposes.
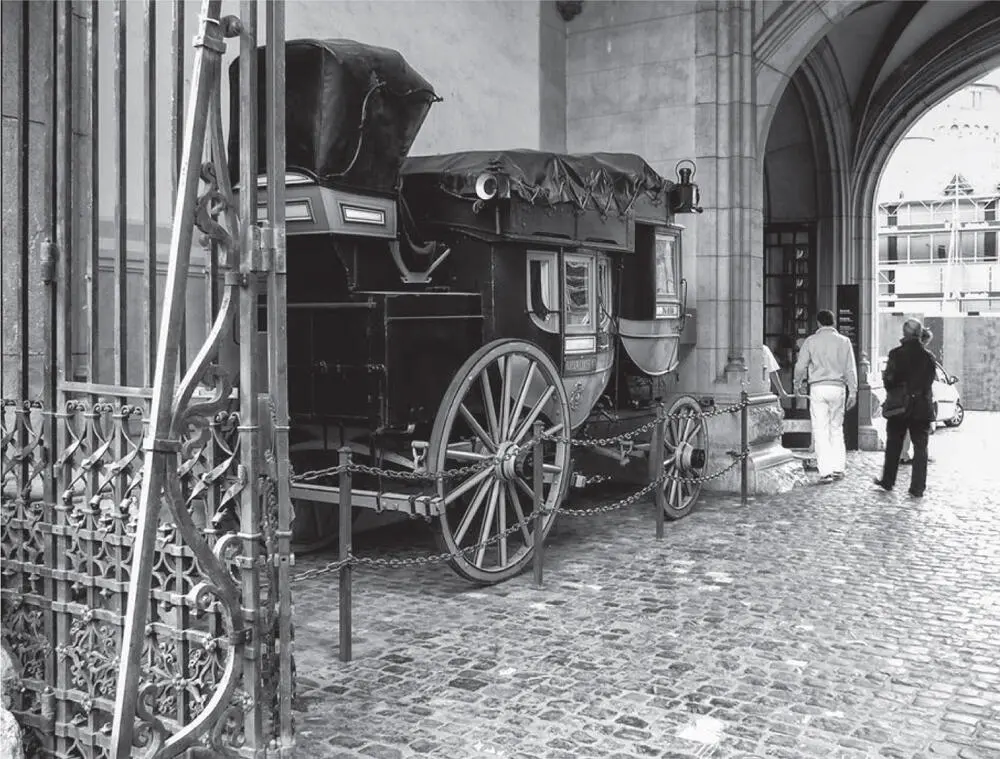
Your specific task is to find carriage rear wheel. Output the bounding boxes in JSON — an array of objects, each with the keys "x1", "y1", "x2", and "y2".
[
  {"x1": 660, "y1": 395, "x2": 709, "y2": 520},
  {"x1": 428, "y1": 339, "x2": 571, "y2": 584}
]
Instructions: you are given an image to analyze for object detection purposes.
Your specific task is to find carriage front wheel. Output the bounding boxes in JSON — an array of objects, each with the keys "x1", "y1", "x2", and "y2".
[
  {"x1": 660, "y1": 395, "x2": 710, "y2": 520},
  {"x1": 428, "y1": 339, "x2": 572, "y2": 584}
]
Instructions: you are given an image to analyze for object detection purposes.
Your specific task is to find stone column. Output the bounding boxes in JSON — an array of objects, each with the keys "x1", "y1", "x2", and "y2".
[
  {"x1": 694, "y1": 1, "x2": 757, "y2": 384},
  {"x1": 695, "y1": 1, "x2": 805, "y2": 494}
]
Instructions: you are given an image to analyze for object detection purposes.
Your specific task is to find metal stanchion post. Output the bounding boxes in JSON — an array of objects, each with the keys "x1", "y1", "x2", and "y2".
[
  {"x1": 649, "y1": 402, "x2": 666, "y2": 539},
  {"x1": 532, "y1": 420, "x2": 545, "y2": 589},
  {"x1": 338, "y1": 446, "x2": 353, "y2": 662},
  {"x1": 740, "y1": 390, "x2": 749, "y2": 506}
]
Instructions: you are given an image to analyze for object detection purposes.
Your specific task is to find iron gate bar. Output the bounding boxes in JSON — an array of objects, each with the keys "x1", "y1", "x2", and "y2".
[
  {"x1": 263, "y1": 1, "x2": 295, "y2": 751},
  {"x1": 16, "y1": 1, "x2": 29, "y2": 400},
  {"x1": 113, "y1": 0, "x2": 127, "y2": 386},
  {"x1": 144, "y1": 0, "x2": 158, "y2": 387},
  {"x1": 109, "y1": 3, "x2": 235, "y2": 755},
  {"x1": 87, "y1": 0, "x2": 100, "y2": 386},
  {"x1": 52, "y1": 2, "x2": 72, "y2": 752},
  {"x1": 171, "y1": 0, "x2": 187, "y2": 371}
]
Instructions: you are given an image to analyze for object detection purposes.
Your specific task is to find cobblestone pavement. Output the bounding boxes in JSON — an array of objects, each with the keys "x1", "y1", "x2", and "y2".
[{"x1": 290, "y1": 411, "x2": 1000, "y2": 758}]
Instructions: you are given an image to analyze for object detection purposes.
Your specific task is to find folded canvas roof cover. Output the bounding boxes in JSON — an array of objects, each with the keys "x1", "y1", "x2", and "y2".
[
  {"x1": 228, "y1": 38, "x2": 437, "y2": 195},
  {"x1": 401, "y1": 150, "x2": 673, "y2": 216}
]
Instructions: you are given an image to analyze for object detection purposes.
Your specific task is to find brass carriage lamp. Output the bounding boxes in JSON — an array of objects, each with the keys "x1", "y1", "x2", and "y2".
[
  {"x1": 474, "y1": 171, "x2": 511, "y2": 201},
  {"x1": 670, "y1": 159, "x2": 703, "y2": 214}
]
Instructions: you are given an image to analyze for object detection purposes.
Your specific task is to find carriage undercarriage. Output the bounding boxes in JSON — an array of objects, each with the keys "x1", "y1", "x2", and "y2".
[{"x1": 287, "y1": 338, "x2": 710, "y2": 584}]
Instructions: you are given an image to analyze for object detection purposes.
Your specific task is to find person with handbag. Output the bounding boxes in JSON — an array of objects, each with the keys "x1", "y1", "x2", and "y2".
[
  {"x1": 875, "y1": 318, "x2": 937, "y2": 497},
  {"x1": 900, "y1": 327, "x2": 936, "y2": 465},
  {"x1": 793, "y1": 309, "x2": 858, "y2": 484}
]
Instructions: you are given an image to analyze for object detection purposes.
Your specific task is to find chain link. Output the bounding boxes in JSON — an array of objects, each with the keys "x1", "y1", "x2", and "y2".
[
  {"x1": 290, "y1": 438, "x2": 537, "y2": 485},
  {"x1": 289, "y1": 398, "x2": 757, "y2": 582}
]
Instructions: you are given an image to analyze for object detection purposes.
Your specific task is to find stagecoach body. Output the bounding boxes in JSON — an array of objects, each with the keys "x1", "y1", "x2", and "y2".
[{"x1": 230, "y1": 39, "x2": 709, "y2": 583}]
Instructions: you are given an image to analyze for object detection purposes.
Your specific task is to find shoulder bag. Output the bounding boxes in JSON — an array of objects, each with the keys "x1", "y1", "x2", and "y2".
[{"x1": 881, "y1": 383, "x2": 911, "y2": 418}]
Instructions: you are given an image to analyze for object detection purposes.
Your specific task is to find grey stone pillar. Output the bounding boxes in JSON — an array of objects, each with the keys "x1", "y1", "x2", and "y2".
[
  {"x1": 696, "y1": 1, "x2": 805, "y2": 495},
  {"x1": 695, "y1": 0, "x2": 757, "y2": 384}
]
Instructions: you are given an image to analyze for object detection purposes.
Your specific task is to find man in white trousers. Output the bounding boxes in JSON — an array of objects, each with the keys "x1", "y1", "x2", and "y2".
[{"x1": 793, "y1": 309, "x2": 858, "y2": 484}]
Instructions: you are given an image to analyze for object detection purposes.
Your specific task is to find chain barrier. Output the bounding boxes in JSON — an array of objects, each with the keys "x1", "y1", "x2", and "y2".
[
  {"x1": 287, "y1": 396, "x2": 757, "y2": 584},
  {"x1": 288, "y1": 397, "x2": 753, "y2": 484},
  {"x1": 290, "y1": 450, "x2": 750, "y2": 582}
]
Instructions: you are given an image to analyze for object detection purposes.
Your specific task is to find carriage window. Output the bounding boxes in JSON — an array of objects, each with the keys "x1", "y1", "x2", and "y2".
[
  {"x1": 597, "y1": 257, "x2": 612, "y2": 329},
  {"x1": 654, "y1": 232, "x2": 677, "y2": 300},
  {"x1": 527, "y1": 252, "x2": 558, "y2": 333},
  {"x1": 564, "y1": 257, "x2": 593, "y2": 329},
  {"x1": 529, "y1": 259, "x2": 553, "y2": 315}
]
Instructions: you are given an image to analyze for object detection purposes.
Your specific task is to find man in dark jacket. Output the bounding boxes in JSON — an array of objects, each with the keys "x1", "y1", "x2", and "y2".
[{"x1": 874, "y1": 318, "x2": 937, "y2": 496}]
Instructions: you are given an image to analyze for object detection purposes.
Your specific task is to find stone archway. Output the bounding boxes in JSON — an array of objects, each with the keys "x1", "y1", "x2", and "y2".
[{"x1": 754, "y1": 0, "x2": 866, "y2": 159}]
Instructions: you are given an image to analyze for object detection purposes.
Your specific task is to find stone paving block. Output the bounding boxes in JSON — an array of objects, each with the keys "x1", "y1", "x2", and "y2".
[{"x1": 289, "y1": 412, "x2": 1000, "y2": 758}]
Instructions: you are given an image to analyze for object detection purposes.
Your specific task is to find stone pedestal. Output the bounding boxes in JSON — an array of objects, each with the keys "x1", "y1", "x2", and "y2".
[{"x1": 701, "y1": 395, "x2": 811, "y2": 496}]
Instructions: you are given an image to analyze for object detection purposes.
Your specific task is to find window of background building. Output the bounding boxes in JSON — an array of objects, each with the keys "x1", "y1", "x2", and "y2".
[
  {"x1": 909, "y1": 234, "x2": 932, "y2": 262},
  {"x1": 887, "y1": 204, "x2": 898, "y2": 226},
  {"x1": 959, "y1": 230, "x2": 977, "y2": 260}
]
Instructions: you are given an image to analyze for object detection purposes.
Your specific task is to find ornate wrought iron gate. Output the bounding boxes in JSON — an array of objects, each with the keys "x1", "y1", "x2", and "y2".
[{"x1": 1, "y1": 1, "x2": 293, "y2": 756}]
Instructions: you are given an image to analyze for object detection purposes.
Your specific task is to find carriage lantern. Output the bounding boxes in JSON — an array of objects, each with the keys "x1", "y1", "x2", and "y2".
[{"x1": 671, "y1": 159, "x2": 703, "y2": 214}]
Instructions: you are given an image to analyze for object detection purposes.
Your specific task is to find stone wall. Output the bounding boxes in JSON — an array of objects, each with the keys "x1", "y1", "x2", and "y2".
[
  {"x1": 878, "y1": 312, "x2": 1000, "y2": 411},
  {"x1": 286, "y1": 0, "x2": 555, "y2": 155}
]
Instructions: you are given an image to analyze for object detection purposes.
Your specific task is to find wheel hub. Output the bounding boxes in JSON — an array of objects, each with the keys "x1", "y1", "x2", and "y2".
[
  {"x1": 673, "y1": 441, "x2": 706, "y2": 471},
  {"x1": 494, "y1": 441, "x2": 521, "y2": 480}
]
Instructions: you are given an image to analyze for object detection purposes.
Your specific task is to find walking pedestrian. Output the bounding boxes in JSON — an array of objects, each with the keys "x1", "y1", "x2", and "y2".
[
  {"x1": 875, "y1": 318, "x2": 937, "y2": 497},
  {"x1": 900, "y1": 327, "x2": 936, "y2": 465},
  {"x1": 762, "y1": 342, "x2": 790, "y2": 399},
  {"x1": 793, "y1": 309, "x2": 858, "y2": 484}
]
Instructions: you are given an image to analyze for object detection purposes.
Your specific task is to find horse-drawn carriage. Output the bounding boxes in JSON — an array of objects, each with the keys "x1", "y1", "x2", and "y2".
[{"x1": 230, "y1": 39, "x2": 710, "y2": 583}]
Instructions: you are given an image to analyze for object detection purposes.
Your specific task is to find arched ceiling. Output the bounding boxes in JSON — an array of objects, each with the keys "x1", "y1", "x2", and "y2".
[{"x1": 810, "y1": 1, "x2": 997, "y2": 127}]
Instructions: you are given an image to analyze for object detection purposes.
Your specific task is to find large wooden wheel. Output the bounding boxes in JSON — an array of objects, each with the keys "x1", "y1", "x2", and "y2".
[
  {"x1": 660, "y1": 395, "x2": 709, "y2": 520},
  {"x1": 428, "y1": 339, "x2": 571, "y2": 584}
]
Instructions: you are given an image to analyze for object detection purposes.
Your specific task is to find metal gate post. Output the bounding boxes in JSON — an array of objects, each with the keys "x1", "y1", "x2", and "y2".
[
  {"x1": 110, "y1": 3, "x2": 228, "y2": 755},
  {"x1": 650, "y1": 402, "x2": 666, "y2": 539},
  {"x1": 532, "y1": 420, "x2": 545, "y2": 589},
  {"x1": 262, "y1": 0, "x2": 294, "y2": 750},
  {"x1": 740, "y1": 390, "x2": 749, "y2": 506},
  {"x1": 338, "y1": 447, "x2": 353, "y2": 662}
]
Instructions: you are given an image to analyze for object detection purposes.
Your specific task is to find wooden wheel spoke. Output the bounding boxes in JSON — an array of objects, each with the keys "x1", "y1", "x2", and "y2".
[
  {"x1": 480, "y1": 370, "x2": 501, "y2": 442},
  {"x1": 454, "y1": 479, "x2": 492, "y2": 544},
  {"x1": 515, "y1": 475, "x2": 534, "y2": 502},
  {"x1": 507, "y1": 361, "x2": 537, "y2": 441},
  {"x1": 512, "y1": 386, "x2": 556, "y2": 444},
  {"x1": 443, "y1": 466, "x2": 493, "y2": 507},
  {"x1": 475, "y1": 482, "x2": 501, "y2": 568},
  {"x1": 499, "y1": 357, "x2": 514, "y2": 440},
  {"x1": 505, "y1": 481, "x2": 533, "y2": 546},
  {"x1": 459, "y1": 402, "x2": 496, "y2": 453}
]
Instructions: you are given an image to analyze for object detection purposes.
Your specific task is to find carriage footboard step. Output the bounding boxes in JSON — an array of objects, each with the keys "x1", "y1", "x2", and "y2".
[{"x1": 290, "y1": 482, "x2": 444, "y2": 517}]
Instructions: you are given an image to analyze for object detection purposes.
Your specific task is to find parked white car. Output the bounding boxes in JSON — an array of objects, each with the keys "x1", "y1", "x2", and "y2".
[{"x1": 872, "y1": 357, "x2": 964, "y2": 427}]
